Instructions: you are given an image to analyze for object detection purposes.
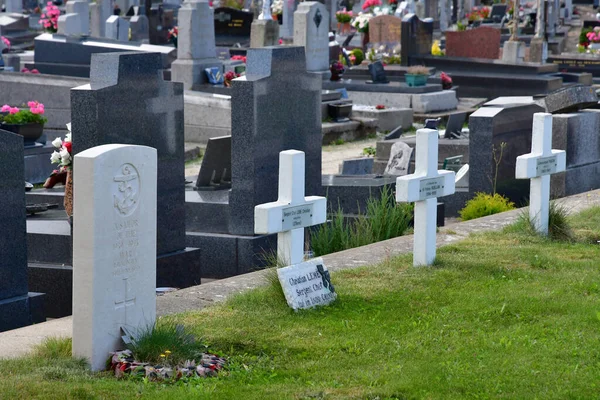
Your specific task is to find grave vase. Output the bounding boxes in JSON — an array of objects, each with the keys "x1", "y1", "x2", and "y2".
[
  {"x1": 0, "y1": 122, "x2": 44, "y2": 146},
  {"x1": 64, "y1": 169, "x2": 73, "y2": 219},
  {"x1": 337, "y1": 22, "x2": 351, "y2": 34}
]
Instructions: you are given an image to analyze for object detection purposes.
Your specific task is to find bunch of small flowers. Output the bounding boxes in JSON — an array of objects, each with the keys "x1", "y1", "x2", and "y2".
[
  {"x1": 0, "y1": 101, "x2": 47, "y2": 125},
  {"x1": 231, "y1": 55, "x2": 247, "y2": 63},
  {"x1": 224, "y1": 71, "x2": 240, "y2": 87},
  {"x1": 21, "y1": 67, "x2": 40, "y2": 74},
  {"x1": 271, "y1": 0, "x2": 283, "y2": 15},
  {"x1": 336, "y1": 8, "x2": 353, "y2": 23},
  {"x1": 362, "y1": 0, "x2": 382, "y2": 11},
  {"x1": 330, "y1": 60, "x2": 345, "y2": 75},
  {"x1": 39, "y1": 2, "x2": 60, "y2": 33},
  {"x1": 168, "y1": 26, "x2": 178, "y2": 40},
  {"x1": 351, "y1": 12, "x2": 373, "y2": 33},
  {"x1": 50, "y1": 128, "x2": 72, "y2": 172},
  {"x1": 587, "y1": 27, "x2": 600, "y2": 43},
  {"x1": 1, "y1": 36, "x2": 10, "y2": 52}
]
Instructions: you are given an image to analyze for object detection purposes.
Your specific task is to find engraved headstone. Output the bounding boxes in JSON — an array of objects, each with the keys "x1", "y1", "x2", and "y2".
[
  {"x1": 396, "y1": 129, "x2": 455, "y2": 266},
  {"x1": 294, "y1": 2, "x2": 330, "y2": 79},
  {"x1": 72, "y1": 144, "x2": 157, "y2": 371},
  {"x1": 214, "y1": 7, "x2": 253, "y2": 46},
  {"x1": 384, "y1": 140, "x2": 413, "y2": 175},
  {"x1": 367, "y1": 60, "x2": 389, "y2": 84},
  {"x1": 400, "y1": 14, "x2": 434, "y2": 66}
]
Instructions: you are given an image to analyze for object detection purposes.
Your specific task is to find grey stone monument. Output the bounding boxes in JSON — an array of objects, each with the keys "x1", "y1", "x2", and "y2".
[
  {"x1": 294, "y1": 2, "x2": 331, "y2": 80},
  {"x1": 130, "y1": 15, "x2": 150, "y2": 42},
  {"x1": 106, "y1": 15, "x2": 130, "y2": 41},
  {"x1": 5, "y1": 0, "x2": 23, "y2": 13},
  {"x1": 250, "y1": 19, "x2": 280, "y2": 47},
  {"x1": 90, "y1": 0, "x2": 113, "y2": 37},
  {"x1": 0, "y1": 129, "x2": 45, "y2": 333},
  {"x1": 171, "y1": 0, "x2": 223, "y2": 89},
  {"x1": 58, "y1": 0, "x2": 90, "y2": 36},
  {"x1": 71, "y1": 52, "x2": 201, "y2": 287},
  {"x1": 280, "y1": 0, "x2": 297, "y2": 39}
]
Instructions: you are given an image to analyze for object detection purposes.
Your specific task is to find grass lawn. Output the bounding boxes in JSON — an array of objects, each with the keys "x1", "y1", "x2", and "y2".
[{"x1": 2, "y1": 207, "x2": 600, "y2": 399}]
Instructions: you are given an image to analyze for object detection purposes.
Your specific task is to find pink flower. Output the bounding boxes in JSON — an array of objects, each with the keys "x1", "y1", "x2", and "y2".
[
  {"x1": 40, "y1": 13, "x2": 45, "y2": 18},
  {"x1": 9, "y1": 107, "x2": 19, "y2": 114},
  {"x1": 31, "y1": 69, "x2": 40, "y2": 74},
  {"x1": 28, "y1": 101, "x2": 36, "y2": 108},
  {"x1": 1, "y1": 104, "x2": 11, "y2": 112},
  {"x1": 31, "y1": 107, "x2": 44, "y2": 115}
]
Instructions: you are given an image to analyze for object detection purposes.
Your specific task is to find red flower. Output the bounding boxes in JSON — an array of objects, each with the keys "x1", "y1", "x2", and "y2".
[
  {"x1": 63, "y1": 141, "x2": 72, "y2": 153},
  {"x1": 375, "y1": 104, "x2": 386, "y2": 110}
]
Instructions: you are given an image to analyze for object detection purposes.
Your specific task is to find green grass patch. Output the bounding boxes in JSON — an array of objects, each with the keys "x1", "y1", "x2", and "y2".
[{"x1": 2, "y1": 207, "x2": 600, "y2": 399}]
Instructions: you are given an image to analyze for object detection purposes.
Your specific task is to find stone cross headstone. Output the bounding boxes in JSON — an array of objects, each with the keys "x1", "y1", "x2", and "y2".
[
  {"x1": 71, "y1": 52, "x2": 188, "y2": 261},
  {"x1": 106, "y1": 15, "x2": 130, "y2": 41},
  {"x1": 255, "y1": 150, "x2": 335, "y2": 310},
  {"x1": 396, "y1": 129, "x2": 456, "y2": 266},
  {"x1": 384, "y1": 140, "x2": 413, "y2": 175},
  {"x1": 229, "y1": 46, "x2": 322, "y2": 235},
  {"x1": 58, "y1": 0, "x2": 90, "y2": 36},
  {"x1": 515, "y1": 113, "x2": 566, "y2": 235},
  {"x1": 72, "y1": 144, "x2": 157, "y2": 372},
  {"x1": 294, "y1": 2, "x2": 330, "y2": 79},
  {"x1": 171, "y1": 0, "x2": 223, "y2": 89},
  {"x1": 0, "y1": 129, "x2": 44, "y2": 332},
  {"x1": 90, "y1": 0, "x2": 114, "y2": 38},
  {"x1": 368, "y1": 15, "x2": 402, "y2": 45}
]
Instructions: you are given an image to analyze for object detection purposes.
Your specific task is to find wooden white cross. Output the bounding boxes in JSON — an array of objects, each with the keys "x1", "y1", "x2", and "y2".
[
  {"x1": 516, "y1": 112, "x2": 566, "y2": 235},
  {"x1": 255, "y1": 150, "x2": 327, "y2": 266},
  {"x1": 396, "y1": 129, "x2": 456, "y2": 266}
]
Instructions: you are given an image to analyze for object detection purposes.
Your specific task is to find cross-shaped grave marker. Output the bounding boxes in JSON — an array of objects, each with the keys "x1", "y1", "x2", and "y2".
[
  {"x1": 255, "y1": 150, "x2": 336, "y2": 310},
  {"x1": 396, "y1": 129, "x2": 456, "y2": 266},
  {"x1": 515, "y1": 112, "x2": 566, "y2": 235},
  {"x1": 145, "y1": 85, "x2": 181, "y2": 155},
  {"x1": 114, "y1": 278, "x2": 136, "y2": 311}
]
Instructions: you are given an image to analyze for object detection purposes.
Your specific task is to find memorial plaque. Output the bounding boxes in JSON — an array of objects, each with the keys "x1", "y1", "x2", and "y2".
[
  {"x1": 418, "y1": 176, "x2": 446, "y2": 200},
  {"x1": 277, "y1": 258, "x2": 337, "y2": 310},
  {"x1": 536, "y1": 155, "x2": 558, "y2": 176},
  {"x1": 282, "y1": 203, "x2": 314, "y2": 231}
]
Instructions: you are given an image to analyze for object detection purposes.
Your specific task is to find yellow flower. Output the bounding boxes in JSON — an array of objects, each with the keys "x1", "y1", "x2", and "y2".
[
  {"x1": 431, "y1": 40, "x2": 443, "y2": 56},
  {"x1": 165, "y1": 350, "x2": 172, "y2": 355},
  {"x1": 160, "y1": 354, "x2": 166, "y2": 358}
]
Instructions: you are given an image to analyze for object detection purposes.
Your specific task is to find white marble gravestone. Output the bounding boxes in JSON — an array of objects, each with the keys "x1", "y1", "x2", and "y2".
[
  {"x1": 106, "y1": 15, "x2": 130, "y2": 41},
  {"x1": 384, "y1": 141, "x2": 413, "y2": 176},
  {"x1": 294, "y1": 2, "x2": 330, "y2": 79},
  {"x1": 254, "y1": 150, "x2": 335, "y2": 310},
  {"x1": 72, "y1": 144, "x2": 157, "y2": 371},
  {"x1": 515, "y1": 113, "x2": 566, "y2": 235},
  {"x1": 396, "y1": 129, "x2": 455, "y2": 266}
]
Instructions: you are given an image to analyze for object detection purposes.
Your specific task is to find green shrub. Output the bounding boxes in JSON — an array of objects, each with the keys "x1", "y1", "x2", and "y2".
[
  {"x1": 312, "y1": 186, "x2": 413, "y2": 256},
  {"x1": 579, "y1": 27, "x2": 592, "y2": 46},
  {"x1": 459, "y1": 192, "x2": 515, "y2": 221},
  {"x1": 350, "y1": 48, "x2": 365, "y2": 65}
]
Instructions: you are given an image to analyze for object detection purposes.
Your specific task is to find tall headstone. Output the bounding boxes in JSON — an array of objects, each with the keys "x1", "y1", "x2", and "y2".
[
  {"x1": 72, "y1": 144, "x2": 157, "y2": 371},
  {"x1": 294, "y1": 2, "x2": 331, "y2": 79},
  {"x1": 250, "y1": 19, "x2": 280, "y2": 47},
  {"x1": 424, "y1": 0, "x2": 438, "y2": 19},
  {"x1": 71, "y1": 52, "x2": 200, "y2": 287},
  {"x1": 106, "y1": 15, "x2": 130, "y2": 41},
  {"x1": 0, "y1": 130, "x2": 45, "y2": 333},
  {"x1": 171, "y1": 0, "x2": 223, "y2": 89},
  {"x1": 90, "y1": 0, "x2": 113, "y2": 37},
  {"x1": 280, "y1": 0, "x2": 297, "y2": 38},
  {"x1": 130, "y1": 15, "x2": 150, "y2": 42},
  {"x1": 530, "y1": 0, "x2": 547, "y2": 63},
  {"x1": 58, "y1": 0, "x2": 90, "y2": 36},
  {"x1": 400, "y1": 14, "x2": 434, "y2": 66},
  {"x1": 230, "y1": 46, "x2": 322, "y2": 235}
]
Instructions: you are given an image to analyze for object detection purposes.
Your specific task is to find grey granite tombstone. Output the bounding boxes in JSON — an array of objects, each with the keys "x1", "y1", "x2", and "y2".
[
  {"x1": 106, "y1": 16, "x2": 130, "y2": 41},
  {"x1": 339, "y1": 157, "x2": 374, "y2": 175},
  {"x1": 280, "y1": 0, "x2": 298, "y2": 38},
  {"x1": 71, "y1": 52, "x2": 200, "y2": 283},
  {"x1": 195, "y1": 135, "x2": 232, "y2": 189},
  {"x1": 58, "y1": 0, "x2": 90, "y2": 36},
  {"x1": 230, "y1": 46, "x2": 322, "y2": 235},
  {"x1": 0, "y1": 129, "x2": 45, "y2": 332},
  {"x1": 535, "y1": 85, "x2": 599, "y2": 114},
  {"x1": 130, "y1": 15, "x2": 150, "y2": 42},
  {"x1": 5, "y1": 0, "x2": 22, "y2": 13},
  {"x1": 171, "y1": 0, "x2": 223, "y2": 89},
  {"x1": 294, "y1": 2, "x2": 330, "y2": 79},
  {"x1": 90, "y1": 0, "x2": 113, "y2": 37},
  {"x1": 444, "y1": 112, "x2": 466, "y2": 138},
  {"x1": 384, "y1": 140, "x2": 413, "y2": 175}
]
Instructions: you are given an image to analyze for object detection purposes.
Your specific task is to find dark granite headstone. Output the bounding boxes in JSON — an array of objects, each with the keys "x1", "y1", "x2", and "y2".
[
  {"x1": 71, "y1": 52, "x2": 186, "y2": 256},
  {"x1": 384, "y1": 124, "x2": 403, "y2": 140},
  {"x1": 535, "y1": 84, "x2": 599, "y2": 114},
  {"x1": 444, "y1": 112, "x2": 466, "y2": 138},
  {"x1": 214, "y1": 7, "x2": 253, "y2": 47},
  {"x1": 0, "y1": 129, "x2": 45, "y2": 332},
  {"x1": 148, "y1": 5, "x2": 175, "y2": 45},
  {"x1": 400, "y1": 14, "x2": 433, "y2": 66},
  {"x1": 195, "y1": 135, "x2": 232, "y2": 190},
  {"x1": 339, "y1": 157, "x2": 374, "y2": 175},
  {"x1": 230, "y1": 46, "x2": 322, "y2": 235},
  {"x1": 367, "y1": 61, "x2": 389, "y2": 84},
  {"x1": 489, "y1": 4, "x2": 507, "y2": 22}
]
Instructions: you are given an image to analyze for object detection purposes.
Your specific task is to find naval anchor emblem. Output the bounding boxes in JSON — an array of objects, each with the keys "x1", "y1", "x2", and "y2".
[
  {"x1": 314, "y1": 9, "x2": 322, "y2": 28},
  {"x1": 113, "y1": 163, "x2": 140, "y2": 216}
]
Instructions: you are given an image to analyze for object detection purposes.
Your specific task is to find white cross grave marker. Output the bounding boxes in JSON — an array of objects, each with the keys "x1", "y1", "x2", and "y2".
[
  {"x1": 396, "y1": 129, "x2": 456, "y2": 266},
  {"x1": 515, "y1": 112, "x2": 566, "y2": 235},
  {"x1": 255, "y1": 150, "x2": 336, "y2": 310}
]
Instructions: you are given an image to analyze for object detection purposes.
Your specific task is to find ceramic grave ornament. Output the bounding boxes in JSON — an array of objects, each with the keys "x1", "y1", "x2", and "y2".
[
  {"x1": 254, "y1": 150, "x2": 335, "y2": 310},
  {"x1": 515, "y1": 113, "x2": 566, "y2": 235},
  {"x1": 396, "y1": 129, "x2": 455, "y2": 266},
  {"x1": 72, "y1": 144, "x2": 157, "y2": 371}
]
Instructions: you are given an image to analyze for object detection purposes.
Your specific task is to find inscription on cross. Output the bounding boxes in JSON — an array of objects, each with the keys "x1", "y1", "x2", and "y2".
[
  {"x1": 516, "y1": 113, "x2": 566, "y2": 235},
  {"x1": 396, "y1": 129, "x2": 455, "y2": 266}
]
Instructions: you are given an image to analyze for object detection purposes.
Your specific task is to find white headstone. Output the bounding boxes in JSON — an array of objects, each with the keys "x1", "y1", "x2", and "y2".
[
  {"x1": 515, "y1": 113, "x2": 566, "y2": 235},
  {"x1": 106, "y1": 15, "x2": 130, "y2": 41},
  {"x1": 254, "y1": 150, "x2": 334, "y2": 310},
  {"x1": 90, "y1": 0, "x2": 113, "y2": 37},
  {"x1": 384, "y1": 141, "x2": 413, "y2": 176},
  {"x1": 58, "y1": 0, "x2": 90, "y2": 36},
  {"x1": 396, "y1": 129, "x2": 456, "y2": 266},
  {"x1": 72, "y1": 144, "x2": 157, "y2": 372},
  {"x1": 294, "y1": 2, "x2": 330, "y2": 79}
]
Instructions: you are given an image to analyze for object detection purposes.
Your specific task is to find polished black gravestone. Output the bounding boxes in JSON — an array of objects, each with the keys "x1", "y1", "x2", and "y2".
[
  {"x1": 0, "y1": 129, "x2": 45, "y2": 332},
  {"x1": 400, "y1": 14, "x2": 433, "y2": 66},
  {"x1": 367, "y1": 61, "x2": 390, "y2": 84},
  {"x1": 214, "y1": 7, "x2": 253, "y2": 47},
  {"x1": 186, "y1": 46, "x2": 321, "y2": 278}
]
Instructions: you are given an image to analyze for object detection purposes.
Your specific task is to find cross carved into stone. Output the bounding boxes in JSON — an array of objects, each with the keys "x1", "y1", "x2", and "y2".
[
  {"x1": 115, "y1": 278, "x2": 136, "y2": 310},
  {"x1": 146, "y1": 85, "x2": 181, "y2": 154}
]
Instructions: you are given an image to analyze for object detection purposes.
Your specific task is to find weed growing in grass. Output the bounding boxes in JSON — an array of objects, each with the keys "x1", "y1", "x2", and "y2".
[
  {"x1": 312, "y1": 186, "x2": 412, "y2": 256},
  {"x1": 507, "y1": 201, "x2": 573, "y2": 242},
  {"x1": 33, "y1": 337, "x2": 72, "y2": 359}
]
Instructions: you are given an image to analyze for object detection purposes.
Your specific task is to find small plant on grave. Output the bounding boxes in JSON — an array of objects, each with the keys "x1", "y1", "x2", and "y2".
[
  {"x1": 0, "y1": 101, "x2": 47, "y2": 125},
  {"x1": 39, "y1": 1, "x2": 60, "y2": 33},
  {"x1": 363, "y1": 146, "x2": 376, "y2": 156},
  {"x1": 509, "y1": 201, "x2": 574, "y2": 242},
  {"x1": 459, "y1": 192, "x2": 515, "y2": 221},
  {"x1": 406, "y1": 65, "x2": 430, "y2": 76},
  {"x1": 350, "y1": 48, "x2": 365, "y2": 65},
  {"x1": 111, "y1": 321, "x2": 226, "y2": 382},
  {"x1": 168, "y1": 26, "x2": 178, "y2": 48},
  {"x1": 457, "y1": 21, "x2": 467, "y2": 31},
  {"x1": 336, "y1": 9, "x2": 353, "y2": 23}
]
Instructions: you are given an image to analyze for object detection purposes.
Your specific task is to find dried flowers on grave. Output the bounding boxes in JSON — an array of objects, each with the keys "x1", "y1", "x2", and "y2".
[
  {"x1": 109, "y1": 349, "x2": 226, "y2": 382},
  {"x1": 406, "y1": 66, "x2": 430, "y2": 76},
  {"x1": 39, "y1": 2, "x2": 60, "y2": 33}
]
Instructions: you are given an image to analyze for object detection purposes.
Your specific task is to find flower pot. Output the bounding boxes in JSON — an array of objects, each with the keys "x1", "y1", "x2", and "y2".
[
  {"x1": 1, "y1": 122, "x2": 44, "y2": 145},
  {"x1": 328, "y1": 102, "x2": 352, "y2": 122},
  {"x1": 405, "y1": 74, "x2": 428, "y2": 87},
  {"x1": 337, "y1": 22, "x2": 352, "y2": 34}
]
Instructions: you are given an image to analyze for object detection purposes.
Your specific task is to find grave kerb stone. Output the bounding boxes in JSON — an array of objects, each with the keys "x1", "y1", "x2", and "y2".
[
  {"x1": 515, "y1": 113, "x2": 566, "y2": 235},
  {"x1": 396, "y1": 129, "x2": 455, "y2": 266}
]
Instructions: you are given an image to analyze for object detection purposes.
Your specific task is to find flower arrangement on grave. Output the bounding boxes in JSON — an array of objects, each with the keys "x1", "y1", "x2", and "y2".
[
  {"x1": 336, "y1": 8, "x2": 353, "y2": 23},
  {"x1": 271, "y1": 0, "x2": 283, "y2": 16},
  {"x1": 330, "y1": 60, "x2": 345, "y2": 81},
  {"x1": 21, "y1": 67, "x2": 40, "y2": 74},
  {"x1": 431, "y1": 40, "x2": 444, "y2": 56},
  {"x1": 586, "y1": 27, "x2": 600, "y2": 44},
  {"x1": 231, "y1": 55, "x2": 247, "y2": 63},
  {"x1": 579, "y1": 27, "x2": 592, "y2": 48},
  {"x1": 168, "y1": 26, "x2": 178, "y2": 48},
  {"x1": 0, "y1": 101, "x2": 48, "y2": 143},
  {"x1": 39, "y1": 1, "x2": 60, "y2": 33},
  {"x1": 351, "y1": 12, "x2": 373, "y2": 33},
  {"x1": 440, "y1": 71, "x2": 452, "y2": 90},
  {"x1": 1, "y1": 36, "x2": 10, "y2": 53},
  {"x1": 367, "y1": 44, "x2": 401, "y2": 64},
  {"x1": 405, "y1": 65, "x2": 430, "y2": 87},
  {"x1": 46, "y1": 124, "x2": 74, "y2": 217},
  {"x1": 466, "y1": 6, "x2": 490, "y2": 22},
  {"x1": 224, "y1": 71, "x2": 240, "y2": 87},
  {"x1": 362, "y1": 0, "x2": 382, "y2": 10}
]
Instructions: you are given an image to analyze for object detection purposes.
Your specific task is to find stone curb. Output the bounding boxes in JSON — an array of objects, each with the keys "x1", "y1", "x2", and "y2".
[{"x1": 1, "y1": 190, "x2": 599, "y2": 359}]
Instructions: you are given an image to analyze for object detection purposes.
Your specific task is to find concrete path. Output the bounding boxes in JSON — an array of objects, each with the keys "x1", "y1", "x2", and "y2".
[{"x1": 1, "y1": 190, "x2": 599, "y2": 359}]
